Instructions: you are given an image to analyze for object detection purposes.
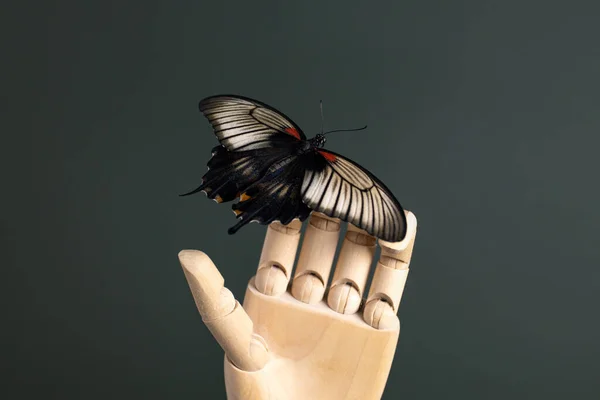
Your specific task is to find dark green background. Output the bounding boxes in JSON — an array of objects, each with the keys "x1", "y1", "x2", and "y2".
[{"x1": 3, "y1": 0, "x2": 599, "y2": 398}]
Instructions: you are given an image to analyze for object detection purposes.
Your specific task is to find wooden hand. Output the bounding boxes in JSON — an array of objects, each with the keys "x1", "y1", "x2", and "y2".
[{"x1": 178, "y1": 210, "x2": 417, "y2": 400}]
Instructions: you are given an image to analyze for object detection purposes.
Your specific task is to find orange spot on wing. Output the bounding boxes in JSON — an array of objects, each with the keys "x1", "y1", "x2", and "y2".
[
  {"x1": 215, "y1": 195, "x2": 223, "y2": 203},
  {"x1": 240, "y1": 193, "x2": 251, "y2": 201},
  {"x1": 318, "y1": 150, "x2": 337, "y2": 162},
  {"x1": 284, "y1": 127, "x2": 301, "y2": 140}
]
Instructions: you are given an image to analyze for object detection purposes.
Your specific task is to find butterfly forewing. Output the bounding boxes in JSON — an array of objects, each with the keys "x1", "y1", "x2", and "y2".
[
  {"x1": 199, "y1": 95, "x2": 306, "y2": 151},
  {"x1": 301, "y1": 150, "x2": 407, "y2": 242}
]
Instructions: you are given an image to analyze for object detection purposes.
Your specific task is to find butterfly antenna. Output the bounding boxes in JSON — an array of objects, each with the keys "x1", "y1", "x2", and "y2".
[
  {"x1": 323, "y1": 125, "x2": 368, "y2": 135},
  {"x1": 320, "y1": 99, "x2": 324, "y2": 134}
]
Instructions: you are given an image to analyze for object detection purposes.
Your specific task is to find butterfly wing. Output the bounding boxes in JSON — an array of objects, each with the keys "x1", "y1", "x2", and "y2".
[
  {"x1": 180, "y1": 145, "x2": 293, "y2": 203},
  {"x1": 228, "y1": 154, "x2": 312, "y2": 234},
  {"x1": 199, "y1": 95, "x2": 306, "y2": 151},
  {"x1": 301, "y1": 150, "x2": 407, "y2": 242},
  {"x1": 181, "y1": 145, "x2": 311, "y2": 236}
]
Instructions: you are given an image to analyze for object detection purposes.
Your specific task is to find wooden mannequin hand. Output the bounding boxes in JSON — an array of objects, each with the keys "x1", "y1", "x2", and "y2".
[{"x1": 178, "y1": 211, "x2": 417, "y2": 400}]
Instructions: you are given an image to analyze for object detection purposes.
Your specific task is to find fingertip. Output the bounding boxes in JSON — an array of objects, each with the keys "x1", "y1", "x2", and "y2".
[
  {"x1": 178, "y1": 249, "x2": 207, "y2": 264},
  {"x1": 378, "y1": 210, "x2": 417, "y2": 253},
  {"x1": 404, "y1": 210, "x2": 417, "y2": 234},
  {"x1": 177, "y1": 250, "x2": 221, "y2": 281}
]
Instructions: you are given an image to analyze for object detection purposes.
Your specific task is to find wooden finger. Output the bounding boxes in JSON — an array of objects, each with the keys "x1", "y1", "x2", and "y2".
[
  {"x1": 363, "y1": 211, "x2": 418, "y2": 329},
  {"x1": 291, "y1": 213, "x2": 341, "y2": 304},
  {"x1": 178, "y1": 250, "x2": 269, "y2": 371},
  {"x1": 327, "y1": 225, "x2": 377, "y2": 314},
  {"x1": 254, "y1": 219, "x2": 303, "y2": 296}
]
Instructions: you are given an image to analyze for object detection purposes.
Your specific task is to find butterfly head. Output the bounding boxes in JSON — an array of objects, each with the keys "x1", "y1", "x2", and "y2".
[{"x1": 311, "y1": 133, "x2": 327, "y2": 148}]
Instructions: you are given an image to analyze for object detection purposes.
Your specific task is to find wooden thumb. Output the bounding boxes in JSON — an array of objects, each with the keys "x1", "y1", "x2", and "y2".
[{"x1": 178, "y1": 250, "x2": 269, "y2": 371}]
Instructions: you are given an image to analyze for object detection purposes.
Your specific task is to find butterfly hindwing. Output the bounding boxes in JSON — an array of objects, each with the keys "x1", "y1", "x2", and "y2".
[
  {"x1": 301, "y1": 150, "x2": 407, "y2": 242},
  {"x1": 180, "y1": 145, "x2": 292, "y2": 203},
  {"x1": 199, "y1": 95, "x2": 306, "y2": 151},
  {"x1": 181, "y1": 144, "x2": 311, "y2": 235},
  {"x1": 229, "y1": 155, "x2": 312, "y2": 234}
]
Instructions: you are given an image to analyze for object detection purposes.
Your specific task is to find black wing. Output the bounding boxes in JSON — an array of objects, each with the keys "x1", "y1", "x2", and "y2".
[
  {"x1": 301, "y1": 150, "x2": 407, "y2": 242},
  {"x1": 228, "y1": 154, "x2": 312, "y2": 234},
  {"x1": 181, "y1": 145, "x2": 311, "y2": 235},
  {"x1": 180, "y1": 145, "x2": 292, "y2": 202},
  {"x1": 199, "y1": 95, "x2": 306, "y2": 151}
]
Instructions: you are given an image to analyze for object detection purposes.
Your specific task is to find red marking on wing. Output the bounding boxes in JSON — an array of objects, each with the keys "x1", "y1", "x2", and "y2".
[
  {"x1": 318, "y1": 150, "x2": 337, "y2": 162},
  {"x1": 284, "y1": 127, "x2": 301, "y2": 140}
]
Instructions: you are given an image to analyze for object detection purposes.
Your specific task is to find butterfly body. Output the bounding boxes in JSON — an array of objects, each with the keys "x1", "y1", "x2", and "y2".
[{"x1": 182, "y1": 95, "x2": 407, "y2": 242}]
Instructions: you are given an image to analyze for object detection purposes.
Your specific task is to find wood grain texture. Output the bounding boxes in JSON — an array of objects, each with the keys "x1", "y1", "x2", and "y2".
[
  {"x1": 255, "y1": 220, "x2": 303, "y2": 296},
  {"x1": 327, "y1": 225, "x2": 377, "y2": 314},
  {"x1": 179, "y1": 250, "x2": 269, "y2": 371},
  {"x1": 224, "y1": 281, "x2": 399, "y2": 400},
  {"x1": 364, "y1": 212, "x2": 418, "y2": 329},
  {"x1": 291, "y1": 213, "x2": 341, "y2": 304}
]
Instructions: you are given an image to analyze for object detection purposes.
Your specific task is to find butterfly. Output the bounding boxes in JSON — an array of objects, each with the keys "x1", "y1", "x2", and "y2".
[{"x1": 181, "y1": 95, "x2": 407, "y2": 242}]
